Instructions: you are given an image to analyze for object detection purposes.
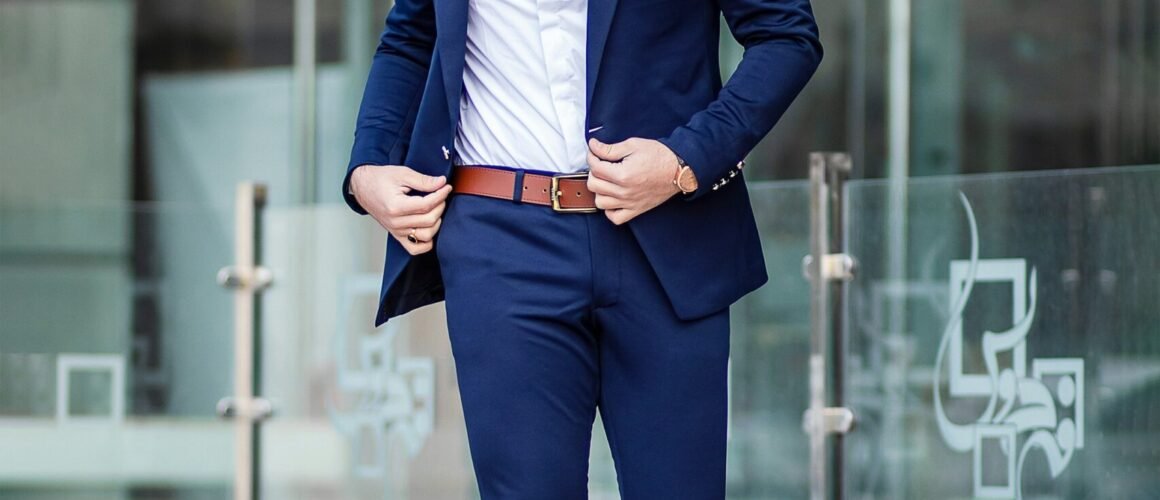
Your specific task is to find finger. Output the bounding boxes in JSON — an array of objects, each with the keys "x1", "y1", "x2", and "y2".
[
  {"x1": 588, "y1": 137, "x2": 634, "y2": 162},
  {"x1": 397, "y1": 168, "x2": 448, "y2": 193},
  {"x1": 406, "y1": 240, "x2": 434, "y2": 255},
  {"x1": 586, "y1": 150, "x2": 605, "y2": 172},
  {"x1": 411, "y1": 218, "x2": 443, "y2": 242},
  {"x1": 606, "y1": 208, "x2": 637, "y2": 226},
  {"x1": 390, "y1": 232, "x2": 434, "y2": 255},
  {"x1": 586, "y1": 175, "x2": 626, "y2": 197},
  {"x1": 390, "y1": 184, "x2": 452, "y2": 215},
  {"x1": 387, "y1": 214, "x2": 443, "y2": 242},
  {"x1": 605, "y1": 208, "x2": 626, "y2": 225},
  {"x1": 385, "y1": 202, "x2": 446, "y2": 230},
  {"x1": 594, "y1": 194, "x2": 627, "y2": 211},
  {"x1": 588, "y1": 152, "x2": 625, "y2": 185},
  {"x1": 388, "y1": 227, "x2": 413, "y2": 242}
]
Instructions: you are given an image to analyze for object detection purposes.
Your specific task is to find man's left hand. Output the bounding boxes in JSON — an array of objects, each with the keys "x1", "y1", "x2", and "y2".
[{"x1": 586, "y1": 137, "x2": 682, "y2": 225}]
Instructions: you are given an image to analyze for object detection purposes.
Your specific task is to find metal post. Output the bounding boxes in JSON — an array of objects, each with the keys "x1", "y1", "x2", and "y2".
[
  {"x1": 804, "y1": 153, "x2": 855, "y2": 500},
  {"x1": 807, "y1": 154, "x2": 830, "y2": 500},
  {"x1": 885, "y1": 1, "x2": 912, "y2": 495},
  {"x1": 294, "y1": 0, "x2": 318, "y2": 204},
  {"x1": 825, "y1": 154, "x2": 850, "y2": 500},
  {"x1": 343, "y1": 0, "x2": 373, "y2": 127},
  {"x1": 846, "y1": 0, "x2": 867, "y2": 174},
  {"x1": 886, "y1": 0, "x2": 911, "y2": 345},
  {"x1": 217, "y1": 183, "x2": 274, "y2": 500}
]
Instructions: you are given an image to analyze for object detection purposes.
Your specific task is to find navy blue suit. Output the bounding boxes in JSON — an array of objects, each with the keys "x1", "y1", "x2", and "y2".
[
  {"x1": 344, "y1": 0, "x2": 820, "y2": 496},
  {"x1": 344, "y1": 0, "x2": 822, "y2": 326}
]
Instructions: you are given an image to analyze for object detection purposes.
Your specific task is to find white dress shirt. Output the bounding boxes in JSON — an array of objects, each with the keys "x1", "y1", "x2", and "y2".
[{"x1": 454, "y1": 0, "x2": 589, "y2": 173}]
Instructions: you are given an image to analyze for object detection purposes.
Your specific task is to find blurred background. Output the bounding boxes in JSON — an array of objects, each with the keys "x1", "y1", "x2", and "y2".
[{"x1": 0, "y1": 0, "x2": 1157, "y2": 499}]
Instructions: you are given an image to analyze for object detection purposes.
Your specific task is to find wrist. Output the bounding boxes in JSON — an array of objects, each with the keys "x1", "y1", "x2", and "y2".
[
  {"x1": 669, "y1": 162, "x2": 683, "y2": 196},
  {"x1": 348, "y1": 170, "x2": 360, "y2": 198},
  {"x1": 349, "y1": 164, "x2": 377, "y2": 197}
]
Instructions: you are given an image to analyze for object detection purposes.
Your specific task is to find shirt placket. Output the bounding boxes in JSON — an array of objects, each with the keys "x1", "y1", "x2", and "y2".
[{"x1": 538, "y1": 0, "x2": 587, "y2": 170}]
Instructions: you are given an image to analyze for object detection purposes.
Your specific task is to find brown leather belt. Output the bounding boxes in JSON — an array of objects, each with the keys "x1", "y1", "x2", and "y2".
[{"x1": 450, "y1": 165, "x2": 598, "y2": 213}]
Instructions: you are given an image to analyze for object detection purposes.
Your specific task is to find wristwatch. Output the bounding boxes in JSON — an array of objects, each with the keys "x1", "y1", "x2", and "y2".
[{"x1": 673, "y1": 156, "x2": 699, "y2": 195}]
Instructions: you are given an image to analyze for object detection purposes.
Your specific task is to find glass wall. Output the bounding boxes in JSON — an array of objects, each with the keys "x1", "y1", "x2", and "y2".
[
  {"x1": 1, "y1": 0, "x2": 1158, "y2": 498},
  {"x1": 742, "y1": 0, "x2": 1160, "y2": 180},
  {"x1": 246, "y1": 183, "x2": 817, "y2": 498},
  {"x1": 0, "y1": 203, "x2": 237, "y2": 497},
  {"x1": 843, "y1": 165, "x2": 1160, "y2": 498}
]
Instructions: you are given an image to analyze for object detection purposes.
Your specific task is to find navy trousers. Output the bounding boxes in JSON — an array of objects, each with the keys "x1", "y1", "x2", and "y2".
[{"x1": 436, "y1": 186, "x2": 731, "y2": 499}]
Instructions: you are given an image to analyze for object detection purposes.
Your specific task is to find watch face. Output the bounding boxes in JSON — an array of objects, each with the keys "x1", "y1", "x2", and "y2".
[{"x1": 678, "y1": 166, "x2": 697, "y2": 193}]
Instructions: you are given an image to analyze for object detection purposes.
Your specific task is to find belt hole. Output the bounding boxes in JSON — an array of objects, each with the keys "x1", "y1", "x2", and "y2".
[{"x1": 575, "y1": 191, "x2": 581, "y2": 197}]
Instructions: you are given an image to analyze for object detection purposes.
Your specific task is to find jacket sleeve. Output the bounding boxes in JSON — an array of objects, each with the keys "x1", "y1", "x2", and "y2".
[
  {"x1": 657, "y1": 0, "x2": 822, "y2": 200},
  {"x1": 342, "y1": 0, "x2": 437, "y2": 215}
]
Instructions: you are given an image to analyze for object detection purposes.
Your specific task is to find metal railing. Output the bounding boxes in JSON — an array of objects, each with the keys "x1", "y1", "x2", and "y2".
[
  {"x1": 216, "y1": 182, "x2": 274, "y2": 500},
  {"x1": 804, "y1": 153, "x2": 856, "y2": 500}
]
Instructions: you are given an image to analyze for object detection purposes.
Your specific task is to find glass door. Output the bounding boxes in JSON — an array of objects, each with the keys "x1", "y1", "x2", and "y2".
[{"x1": 839, "y1": 165, "x2": 1160, "y2": 498}]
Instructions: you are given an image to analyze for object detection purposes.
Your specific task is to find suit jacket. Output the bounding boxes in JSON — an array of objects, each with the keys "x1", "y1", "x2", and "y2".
[{"x1": 343, "y1": 0, "x2": 823, "y2": 326}]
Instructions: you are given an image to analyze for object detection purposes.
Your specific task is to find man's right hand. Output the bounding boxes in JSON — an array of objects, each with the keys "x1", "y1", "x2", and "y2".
[{"x1": 350, "y1": 165, "x2": 453, "y2": 255}]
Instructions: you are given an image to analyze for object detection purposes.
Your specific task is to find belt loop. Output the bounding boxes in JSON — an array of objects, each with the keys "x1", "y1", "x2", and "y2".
[{"x1": 512, "y1": 169, "x2": 525, "y2": 204}]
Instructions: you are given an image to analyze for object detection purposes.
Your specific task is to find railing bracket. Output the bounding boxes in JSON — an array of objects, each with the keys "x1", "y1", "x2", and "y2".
[
  {"x1": 216, "y1": 265, "x2": 274, "y2": 291},
  {"x1": 216, "y1": 396, "x2": 275, "y2": 422},
  {"x1": 801, "y1": 253, "x2": 857, "y2": 282},
  {"x1": 803, "y1": 407, "x2": 856, "y2": 435}
]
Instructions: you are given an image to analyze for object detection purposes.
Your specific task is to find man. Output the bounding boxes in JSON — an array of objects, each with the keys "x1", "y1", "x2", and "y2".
[{"x1": 342, "y1": 0, "x2": 821, "y2": 496}]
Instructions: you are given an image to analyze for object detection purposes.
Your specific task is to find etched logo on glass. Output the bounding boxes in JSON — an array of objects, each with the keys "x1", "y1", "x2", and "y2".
[
  {"x1": 328, "y1": 274, "x2": 435, "y2": 479},
  {"x1": 934, "y1": 194, "x2": 1084, "y2": 499}
]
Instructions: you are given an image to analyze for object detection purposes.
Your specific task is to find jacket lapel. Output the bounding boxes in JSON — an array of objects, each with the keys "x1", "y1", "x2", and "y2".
[
  {"x1": 586, "y1": 0, "x2": 619, "y2": 116},
  {"x1": 437, "y1": 0, "x2": 470, "y2": 128}
]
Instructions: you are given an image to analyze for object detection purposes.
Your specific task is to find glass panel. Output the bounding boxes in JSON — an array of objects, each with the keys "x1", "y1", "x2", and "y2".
[
  {"x1": 0, "y1": 202, "x2": 236, "y2": 497},
  {"x1": 843, "y1": 165, "x2": 1160, "y2": 498},
  {"x1": 257, "y1": 180, "x2": 813, "y2": 498},
  {"x1": 256, "y1": 204, "x2": 624, "y2": 498},
  {"x1": 258, "y1": 205, "x2": 475, "y2": 499},
  {"x1": 909, "y1": 0, "x2": 1160, "y2": 177},
  {"x1": 730, "y1": 181, "x2": 814, "y2": 498},
  {"x1": 2, "y1": 0, "x2": 301, "y2": 495}
]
